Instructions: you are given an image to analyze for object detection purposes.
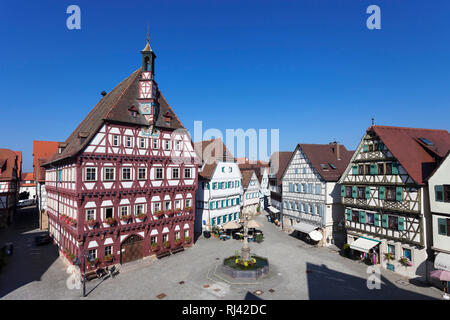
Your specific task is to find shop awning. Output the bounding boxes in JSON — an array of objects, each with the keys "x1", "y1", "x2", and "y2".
[
  {"x1": 268, "y1": 206, "x2": 279, "y2": 214},
  {"x1": 292, "y1": 221, "x2": 317, "y2": 234},
  {"x1": 350, "y1": 237, "x2": 380, "y2": 253},
  {"x1": 435, "y1": 253, "x2": 450, "y2": 272}
]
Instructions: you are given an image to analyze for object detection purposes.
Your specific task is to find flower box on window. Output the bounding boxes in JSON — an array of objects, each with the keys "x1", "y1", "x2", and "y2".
[
  {"x1": 175, "y1": 239, "x2": 183, "y2": 247},
  {"x1": 88, "y1": 257, "x2": 99, "y2": 266},
  {"x1": 166, "y1": 210, "x2": 175, "y2": 217},
  {"x1": 105, "y1": 217, "x2": 116, "y2": 226},
  {"x1": 154, "y1": 211, "x2": 165, "y2": 218},
  {"x1": 151, "y1": 243, "x2": 160, "y2": 252},
  {"x1": 136, "y1": 213, "x2": 147, "y2": 222},
  {"x1": 87, "y1": 219, "x2": 97, "y2": 229},
  {"x1": 120, "y1": 215, "x2": 131, "y2": 224},
  {"x1": 400, "y1": 256, "x2": 413, "y2": 266},
  {"x1": 184, "y1": 236, "x2": 191, "y2": 244},
  {"x1": 163, "y1": 241, "x2": 171, "y2": 249},
  {"x1": 104, "y1": 254, "x2": 114, "y2": 263},
  {"x1": 185, "y1": 206, "x2": 192, "y2": 213}
]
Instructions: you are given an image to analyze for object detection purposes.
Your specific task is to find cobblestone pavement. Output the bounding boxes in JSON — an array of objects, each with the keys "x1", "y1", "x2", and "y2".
[{"x1": 0, "y1": 209, "x2": 445, "y2": 300}]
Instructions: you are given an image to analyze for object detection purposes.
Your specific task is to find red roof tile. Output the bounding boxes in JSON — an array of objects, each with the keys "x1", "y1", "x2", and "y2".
[
  {"x1": 370, "y1": 125, "x2": 450, "y2": 184},
  {"x1": 0, "y1": 149, "x2": 19, "y2": 182},
  {"x1": 33, "y1": 141, "x2": 60, "y2": 182}
]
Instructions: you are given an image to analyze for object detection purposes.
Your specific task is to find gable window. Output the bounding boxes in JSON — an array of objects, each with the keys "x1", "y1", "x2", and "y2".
[
  {"x1": 155, "y1": 168, "x2": 163, "y2": 179},
  {"x1": 121, "y1": 168, "x2": 132, "y2": 181},
  {"x1": 104, "y1": 167, "x2": 115, "y2": 181},
  {"x1": 85, "y1": 167, "x2": 97, "y2": 181},
  {"x1": 175, "y1": 140, "x2": 181, "y2": 151},
  {"x1": 364, "y1": 164, "x2": 371, "y2": 175},
  {"x1": 378, "y1": 163, "x2": 385, "y2": 175},
  {"x1": 163, "y1": 140, "x2": 171, "y2": 150},
  {"x1": 385, "y1": 163, "x2": 392, "y2": 175},
  {"x1": 112, "y1": 135, "x2": 119, "y2": 146},
  {"x1": 358, "y1": 165, "x2": 364, "y2": 175},
  {"x1": 138, "y1": 167, "x2": 147, "y2": 180}
]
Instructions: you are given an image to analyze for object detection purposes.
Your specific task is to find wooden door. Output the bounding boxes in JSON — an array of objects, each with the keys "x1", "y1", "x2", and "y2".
[{"x1": 120, "y1": 234, "x2": 144, "y2": 264}]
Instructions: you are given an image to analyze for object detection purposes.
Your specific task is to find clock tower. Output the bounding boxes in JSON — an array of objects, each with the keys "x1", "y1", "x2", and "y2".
[{"x1": 139, "y1": 35, "x2": 159, "y2": 129}]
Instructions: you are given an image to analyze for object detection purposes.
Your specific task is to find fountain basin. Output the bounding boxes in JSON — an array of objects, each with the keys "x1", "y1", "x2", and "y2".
[{"x1": 222, "y1": 256, "x2": 269, "y2": 279}]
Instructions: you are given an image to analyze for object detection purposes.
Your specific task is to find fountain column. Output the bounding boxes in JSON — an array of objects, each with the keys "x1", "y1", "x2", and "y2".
[{"x1": 241, "y1": 211, "x2": 251, "y2": 261}]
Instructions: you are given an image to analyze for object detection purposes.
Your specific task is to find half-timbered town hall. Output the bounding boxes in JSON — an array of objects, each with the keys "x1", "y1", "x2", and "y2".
[{"x1": 43, "y1": 39, "x2": 199, "y2": 269}]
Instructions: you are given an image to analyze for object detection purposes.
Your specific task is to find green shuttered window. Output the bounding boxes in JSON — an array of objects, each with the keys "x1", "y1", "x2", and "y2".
[
  {"x1": 435, "y1": 185, "x2": 444, "y2": 202},
  {"x1": 363, "y1": 145, "x2": 369, "y2": 152},
  {"x1": 374, "y1": 214, "x2": 381, "y2": 226},
  {"x1": 346, "y1": 209, "x2": 351, "y2": 221},
  {"x1": 359, "y1": 211, "x2": 366, "y2": 224},
  {"x1": 379, "y1": 186, "x2": 386, "y2": 200},
  {"x1": 396, "y1": 187, "x2": 403, "y2": 201},
  {"x1": 392, "y1": 162, "x2": 399, "y2": 174},
  {"x1": 382, "y1": 214, "x2": 388, "y2": 228},
  {"x1": 341, "y1": 185, "x2": 346, "y2": 197},
  {"x1": 365, "y1": 187, "x2": 371, "y2": 199},
  {"x1": 438, "y1": 218, "x2": 448, "y2": 235},
  {"x1": 398, "y1": 217, "x2": 405, "y2": 231},
  {"x1": 370, "y1": 164, "x2": 378, "y2": 175},
  {"x1": 352, "y1": 165, "x2": 358, "y2": 175},
  {"x1": 352, "y1": 186, "x2": 357, "y2": 198}
]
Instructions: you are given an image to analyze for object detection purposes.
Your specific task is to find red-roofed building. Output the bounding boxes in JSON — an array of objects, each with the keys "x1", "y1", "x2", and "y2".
[
  {"x1": 0, "y1": 149, "x2": 20, "y2": 228},
  {"x1": 281, "y1": 142, "x2": 354, "y2": 247},
  {"x1": 20, "y1": 172, "x2": 36, "y2": 200},
  {"x1": 32, "y1": 140, "x2": 60, "y2": 213},
  {"x1": 339, "y1": 125, "x2": 450, "y2": 279},
  {"x1": 41, "y1": 40, "x2": 199, "y2": 271}
]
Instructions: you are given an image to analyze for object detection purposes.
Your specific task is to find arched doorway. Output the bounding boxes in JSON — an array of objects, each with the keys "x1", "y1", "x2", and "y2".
[{"x1": 120, "y1": 234, "x2": 144, "y2": 264}]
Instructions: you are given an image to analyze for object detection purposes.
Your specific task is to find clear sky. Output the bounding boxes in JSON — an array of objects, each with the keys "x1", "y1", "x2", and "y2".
[{"x1": 1, "y1": 0, "x2": 450, "y2": 172}]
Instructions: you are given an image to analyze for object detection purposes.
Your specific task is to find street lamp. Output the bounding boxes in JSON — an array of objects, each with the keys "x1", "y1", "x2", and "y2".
[{"x1": 74, "y1": 249, "x2": 90, "y2": 297}]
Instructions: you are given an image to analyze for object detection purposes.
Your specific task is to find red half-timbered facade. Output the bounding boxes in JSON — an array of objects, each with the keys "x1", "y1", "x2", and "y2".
[{"x1": 43, "y1": 40, "x2": 199, "y2": 270}]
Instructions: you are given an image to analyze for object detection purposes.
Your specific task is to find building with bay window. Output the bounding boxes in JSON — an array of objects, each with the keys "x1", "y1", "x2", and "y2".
[
  {"x1": 339, "y1": 125, "x2": 450, "y2": 279},
  {"x1": 268, "y1": 151, "x2": 293, "y2": 221},
  {"x1": 281, "y1": 142, "x2": 353, "y2": 246},
  {"x1": 241, "y1": 170, "x2": 261, "y2": 218},
  {"x1": 194, "y1": 138, "x2": 243, "y2": 233},
  {"x1": 43, "y1": 39, "x2": 199, "y2": 270}
]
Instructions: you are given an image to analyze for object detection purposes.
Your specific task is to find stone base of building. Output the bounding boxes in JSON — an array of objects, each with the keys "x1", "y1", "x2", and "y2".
[{"x1": 40, "y1": 210, "x2": 49, "y2": 230}]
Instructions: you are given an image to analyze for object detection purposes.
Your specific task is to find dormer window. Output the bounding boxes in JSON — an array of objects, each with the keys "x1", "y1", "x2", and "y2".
[
  {"x1": 163, "y1": 111, "x2": 172, "y2": 123},
  {"x1": 128, "y1": 105, "x2": 139, "y2": 118},
  {"x1": 418, "y1": 137, "x2": 433, "y2": 146}
]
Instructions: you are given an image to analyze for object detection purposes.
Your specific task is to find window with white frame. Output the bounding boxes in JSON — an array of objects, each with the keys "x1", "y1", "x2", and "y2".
[
  {"x1": 151, "y1": 236, "x2": 157, "y2": 245},
  {"x1": 121, "y1": 167, "x2": 132, "y2": 180},
  {"x1": 120, "y1": 206, "x2": 129, "y2": 217},
  {"x1": 165, "y1": 201, "x2": 171, "y2": 211},
  {"x1": 104, "y1": 167, "x2": 115, "y2": 181},
  {"x1": 152, "y1": 139, "x2": 159, "y2": 149},
  {"x1": 162, "y1": 234, "x2": 168, "y2": 243},
  {"x1": 175, "y1": 231, "x2": 180, "y2": 240},
  {"x1": 86, "y1": 209, "x2": 95, "y2": 220},
  {"x1": 156, "y1": 168, "x2": 163, "y2": 179},
  {"x1": 125, "y1": 136, "x2": 133, "y2": 148},
  {"x1": 175, "y1": 200, "x2": 180, "y2": 209},
  {"x1": 153, "y1": 202, "x2": 161, "y2": 213},
  {"x1": 186, "y1": 199, "x2": 191, "y2": 208},
  {"x1": 175, "y1": 140, "x2": 181, "y2": 151},
  {"x1": 135, "y1": 204, "x2": 145, "y2": 215},
  {"x1": 104, "y1": 207, "x2": 113, "y2": 219},
  {"x1": 112, "y1": 135, "x2": 119, "y2": 146},
  {"x1": 85, "y1": 167, "x2": 97, "y2": 181},
  {"x1": 184, "y1": 229, "x2": 189, "y2": 238},
  {"x1": 138, "y1": 167, "x2": 147, "y2": 180},
  {"x1": 163, "y1": 140, "x2": 171, "y2": 150},
  {"x1": 105, "y1": 246, "x2": 112, "y2": 256},
  {"x1": 88, "y1": 249, "x2": 97, "y2": 261},
  {"x1": 184, "y1": 168, "x2": 191, "y2": 179},
  {"x1": 139, "y1": 137, "x2": 146, "y2": 149},
  {"x1": 172, "y1": 168, "x2": 179, "y2": 179}
]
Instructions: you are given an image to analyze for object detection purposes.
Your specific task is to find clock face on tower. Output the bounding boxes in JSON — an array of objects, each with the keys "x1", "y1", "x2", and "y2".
[{"x1": 140, "y1": 103, "x2": 152, "y2": 115}]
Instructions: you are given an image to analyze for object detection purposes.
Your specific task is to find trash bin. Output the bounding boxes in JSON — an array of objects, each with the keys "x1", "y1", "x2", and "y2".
[
  {"x1": 203, "y1": 231, "x2": 211, "y2": 239},
  {"x1": 5, "y1": 242, "x2": 13, "y2": 256}
]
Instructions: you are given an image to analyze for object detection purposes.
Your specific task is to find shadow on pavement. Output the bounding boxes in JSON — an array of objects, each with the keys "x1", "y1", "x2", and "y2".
[
  {"x1": 0, "y1": 206, "x2": 59, "y2": 298},
  {"x1": 305, "y1": 262, "x2": 436, "y2": 300}
]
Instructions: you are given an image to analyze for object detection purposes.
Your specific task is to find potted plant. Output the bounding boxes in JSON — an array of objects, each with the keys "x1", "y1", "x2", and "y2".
[
  {"x1": 400, "y1": 256, "x2": 413, "y2": 267},
  {"x1": 174, "y1": 208, "x2": 182, "y2": 215},
  {"x1": 185, "y1": 206, "x2": 192, "y2": 213},
  {"x1": 166, "y1": 210, "x2": 174, "y2": 217},
  {"x1": 154, "y1": 210, "x2": 165, "y2": 219},
  {"x1": 384, "y1": 252, "x2": 393, "y2": 263},
  {"x1": 163, "y1": 241, "x2": 171, "y2": 249},
  {"x1": 255, "y1": 234, "x2": 264, "y2": 243},
  {"x1": 105, "y1": 217, "x2": 116, "y2": 226},
  {"x1": 104, "y1": 254, "x2": 114, "y2": 263},
  {"x1": 120, "y1": 215, "x2": 131, "y2": 224},
  {"x1": 342, "y1": 243, "x2": 351, "y2": 258},
  {"x1": 184, "y1": 236, "x2": 191, "y2": 244},
  {"x1": 87, "y1": 219, "x2": 97, "y2": 229},
  {"x1": 88, "y1": 257, "x2": 99, "y2": 266},
  {"x1": 136, "y1": 213, "x2": 146, "y2": 222},
  {"x1": 175, "y1": 239, "x2": 183, "y2": 247},
  {"x1": 151, "y1": 243, "x2": 160, "y2": 252}
]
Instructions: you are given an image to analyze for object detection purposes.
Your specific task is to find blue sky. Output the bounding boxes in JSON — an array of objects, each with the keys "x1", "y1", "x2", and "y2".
[{"x1": 1, "y1": 0, "x2": 450, "y2": 172}]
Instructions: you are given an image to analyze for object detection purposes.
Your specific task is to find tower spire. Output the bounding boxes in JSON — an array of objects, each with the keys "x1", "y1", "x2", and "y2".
[{"x1": 141, "y1": 27, "x2": 156, "y2": 72}]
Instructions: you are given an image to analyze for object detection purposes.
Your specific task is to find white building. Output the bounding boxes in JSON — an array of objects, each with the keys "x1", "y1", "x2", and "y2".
[
  {"x1": 194, "y1": 138, "x2": 243, "y2": 233},
  {"x1": 19, "y1": 172, "x2": 36, "y2": 200},
  {"x1": 241, "y1": 170, "x2": 261, "y2": 218},
  {"x1": 268, "y1": 151, "x2": 293, "y2": 221},
  {"x1": 281, "y1": 143, "x2": 353, "y2": 247},
  {"x1": 427, "y1": 150, "x2": 450, "y2": 287}
]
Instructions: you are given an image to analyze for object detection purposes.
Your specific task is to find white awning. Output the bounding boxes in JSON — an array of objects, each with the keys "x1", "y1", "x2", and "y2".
[
  {"x1": 435, "y1": 253, "x2": 450, "y2": 272},
  {"x1": 308, "y1": 230, "x2": 323, "y2": 242},
  {"x1": 350, "y1": 237, "x2": 380, "y2": 253},
  {"x1": 292, "y1": 221, "x2": 317, "y2": 234},
  {"x1": 268, "y1": 206, "x2": 279, "y2": 214}
]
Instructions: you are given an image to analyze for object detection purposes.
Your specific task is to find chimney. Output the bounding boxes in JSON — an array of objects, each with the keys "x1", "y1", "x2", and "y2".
[
  {"x1": 101, "y1": 91, "x2": 107, "y2": 96},
  {"x1": 330, "y1": 141, "x2": 341, "y2": 160}
]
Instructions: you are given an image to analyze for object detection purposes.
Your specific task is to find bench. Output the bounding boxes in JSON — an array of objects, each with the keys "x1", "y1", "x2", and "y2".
[
  {"x1": 156, "y1": 251, "x2": 171, "y2": 259},
  {"x1": 85, "y1": 270, "x2": 98, "y2": 281},
  {"x1": 171, "y1": 247, "x2": 185, "y2": 254}
]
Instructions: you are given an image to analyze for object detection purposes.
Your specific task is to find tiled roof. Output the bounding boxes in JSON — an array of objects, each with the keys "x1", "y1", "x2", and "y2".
[
  {"x1": 241, "y1": 170, "x2": 255, "y2": 189},
  {"x1": 369, "y1": 125, "x2": 450, "y2": 184},
  {"x1": 44, "y1": 68, "x2": 184, "y2": 166},
  {"x1": 15, "y1": 151, "x2": 22, "y2": 180},
  {"x1": 194, "y1": 138, "x2": 234, "y2": 180},
  {"x1": 296, "y1": 143, "x2": 354, "y2": 182},
  {"x1": 269, "y1": 151, "x2": 293, "y2": 185},
  {"x1": 33, "y1": 141, "x2": 60, "y2": 183},
  {"x1": 0, "y1": 149, "x2": 19, "y2": 182}
]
